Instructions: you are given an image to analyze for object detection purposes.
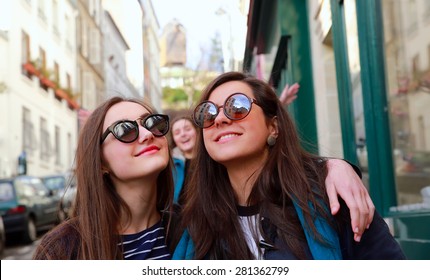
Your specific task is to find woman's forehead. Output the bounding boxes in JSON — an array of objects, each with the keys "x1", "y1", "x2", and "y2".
[
  {"x1": 209, "y1": 81, "x2": 254, "y2": 102},
  {"x1": 104, "y1": 102, "x2": 149, "y2": 126},
  {"x1": 172, "y1": 118, "x2": 193, "y2": 129}
]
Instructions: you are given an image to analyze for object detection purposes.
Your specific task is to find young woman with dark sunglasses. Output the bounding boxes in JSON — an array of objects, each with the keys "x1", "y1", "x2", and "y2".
[
  {"x1": 175, "y1": 72, "x2": 406, "y2": 260},
  {"x1": 33, "y1": 97, "x2": 175, "y2": 259}
]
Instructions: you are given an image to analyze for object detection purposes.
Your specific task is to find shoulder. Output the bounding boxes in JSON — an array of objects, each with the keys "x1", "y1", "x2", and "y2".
[
  {"x1": 172, "y1": 147, "x2": 186, "y2": 161},
  {"x1": 33, "y1": 219, "x2": 81, "y2": 260},
  {"x1": 161, "y1": 206, "x2": 185, "y2": 253}
]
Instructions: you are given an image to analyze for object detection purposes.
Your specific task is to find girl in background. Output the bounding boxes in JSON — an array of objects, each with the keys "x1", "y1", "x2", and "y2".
[{"x1": 170, "y1": 113, "x2": 197, "y2": 205}]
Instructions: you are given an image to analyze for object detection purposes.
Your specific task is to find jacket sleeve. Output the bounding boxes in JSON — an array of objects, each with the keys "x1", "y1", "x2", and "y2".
[{"x1": 336, "y1": 199, "x2": 406, "y2": 259}]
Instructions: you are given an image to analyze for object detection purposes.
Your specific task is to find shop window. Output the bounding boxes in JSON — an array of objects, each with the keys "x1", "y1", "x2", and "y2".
[{"x1": 382, "y1": 0, "x2": 430, "y2": 211}]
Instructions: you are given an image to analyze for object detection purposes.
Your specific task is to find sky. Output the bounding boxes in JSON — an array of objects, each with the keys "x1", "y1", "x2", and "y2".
[{"x1": 151, "y1": 0, "x2": 248, "y2": 69}]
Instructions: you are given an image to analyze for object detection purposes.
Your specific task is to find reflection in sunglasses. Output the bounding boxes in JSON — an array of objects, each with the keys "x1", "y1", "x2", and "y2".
[
  {"x1": 101, "y1": 114, "x2": 169, "y2": 143},
  {"x1": 192, "y1": 93, "x2": 258, "y2": 128}
]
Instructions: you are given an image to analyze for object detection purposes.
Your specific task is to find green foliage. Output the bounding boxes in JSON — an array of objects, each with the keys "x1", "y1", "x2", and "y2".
[
  {"x1": 161, "y1": 86, "x2": 203, "y2": 109},
  {"x1": 162, "y1": 87, "x2": 188, "y2": 103},
  {"x1": 193, "y1": 89, "x2": 202, "y2": 101}
]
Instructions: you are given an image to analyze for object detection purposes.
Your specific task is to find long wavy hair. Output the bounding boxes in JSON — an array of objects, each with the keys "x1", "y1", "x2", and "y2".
[
  {"x1": 33, "y1": 96, "x2": 174, "y2": 259},
  {"x1": 182, "y1": 72, "x2": 332, "y2": 259}
]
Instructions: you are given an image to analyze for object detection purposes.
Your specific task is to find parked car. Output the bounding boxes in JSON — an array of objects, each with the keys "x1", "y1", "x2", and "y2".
[
  {"x1": 41, "y1": 174, "x2": 68, "y2": 196},
  {"x1": 42, "y1": 172, "x2": 76, "y2": 221},
  {"x1": 0, "y1": 216, "x2": 6, "y2": 257},
  {"x1": 0, "y1": 175, "x2": 60, "y2": 243}
]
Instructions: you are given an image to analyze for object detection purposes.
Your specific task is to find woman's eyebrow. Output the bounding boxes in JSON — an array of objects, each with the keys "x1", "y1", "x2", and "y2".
[{"x1": 137, "y1": 112, "x2": 150, "y2": 119}]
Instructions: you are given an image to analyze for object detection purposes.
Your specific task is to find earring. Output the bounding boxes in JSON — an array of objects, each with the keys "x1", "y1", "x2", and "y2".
[{"x1": 267, "y1": 135, "x2": 277, "y2": 146}]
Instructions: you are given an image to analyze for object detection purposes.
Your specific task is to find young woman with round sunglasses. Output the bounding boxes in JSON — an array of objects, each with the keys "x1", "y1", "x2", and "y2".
[
  {"x1": 170, "y1": 85, "x2": 376, "y2": 237},
  {"x1": 33, "y1": 96, "x2": 175, "y2": 259},
  {"x1": 175, "y1": 72, "x2": 405, "y2": 260}
]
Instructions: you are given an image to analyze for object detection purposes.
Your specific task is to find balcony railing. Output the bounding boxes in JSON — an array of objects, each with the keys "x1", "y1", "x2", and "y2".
[{"x1": 22, "y1": 62, "x2": 79, "y2": 110}]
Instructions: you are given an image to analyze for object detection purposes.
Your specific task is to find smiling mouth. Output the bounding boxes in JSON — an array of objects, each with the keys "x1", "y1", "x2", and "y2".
[
  {"x1": 136, "y1": 146, "x2": 159, "y2": 156},
  {"x1": 217, "y1": 133, "x2": 240, "y2": 141}
]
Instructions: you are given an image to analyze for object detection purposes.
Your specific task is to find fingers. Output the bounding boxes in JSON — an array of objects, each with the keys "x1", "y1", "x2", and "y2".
[
  {"x1": 348, "y1": 203, "x2": 360, "y2": 241},
  {"x1": 326, "y1": 182, "x2": 340, "y2": 215},
  {"x1": 352, "y1": 189, "x2": 368, "y2": 242},
  {"x1": 288, "y1": 83, "x2": 300, "y2": 95},
  {"x1": 365, "y1": 193, "x2": 375, "y2": 229},
  {"x1": 279, "y1": 83, "x2": 300, "y2": 106},
  {"x1": 279, "y1": 84, "x2": 290, "y2": 105},
  {"x1": 325, "y1": 159, "x2": 375, "y2": 242}
]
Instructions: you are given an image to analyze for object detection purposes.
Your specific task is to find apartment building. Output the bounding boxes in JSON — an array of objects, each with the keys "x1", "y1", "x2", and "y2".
[{"x1": 0, "y1": 0, "x2": 79, "y2": 177}]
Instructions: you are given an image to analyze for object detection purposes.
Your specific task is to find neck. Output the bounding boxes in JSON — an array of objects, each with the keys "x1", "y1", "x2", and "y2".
[
  {"x1": 183, "y1": 149, "x2": 194, "y2": 160},
  {"x1": 225, "y1": 160, "x2": 264, "y2": 206},
  {"x1": 115, "y1": 179, "x2": 160, "y2": 234}
]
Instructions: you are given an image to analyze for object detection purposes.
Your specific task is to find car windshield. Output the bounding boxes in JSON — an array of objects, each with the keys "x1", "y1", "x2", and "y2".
[
  {"x1": 43, "y1": 176, "x2": 66, "y2": 191},
  {"x1": 0, "y1": 182, "x2": 15, "y2": 202}
]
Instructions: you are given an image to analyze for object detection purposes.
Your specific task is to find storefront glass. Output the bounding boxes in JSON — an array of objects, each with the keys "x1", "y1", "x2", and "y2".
[
  {"x1": 343, "y1": 0, "x2": 369, "y2": 187},
  {"x1": 381, "y1": 0, "x2": 430, "y2": 211}
]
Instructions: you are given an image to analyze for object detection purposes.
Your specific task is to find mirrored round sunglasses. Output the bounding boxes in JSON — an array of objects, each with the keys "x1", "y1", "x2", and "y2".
[{"x1": 192, "y1": 93, "x2": 259, "y2": 128}]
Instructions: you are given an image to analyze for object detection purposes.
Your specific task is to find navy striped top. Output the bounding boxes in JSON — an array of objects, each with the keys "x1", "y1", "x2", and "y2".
[{"x1": 119, "y1": 220, "x2": 171, "y2": 260}]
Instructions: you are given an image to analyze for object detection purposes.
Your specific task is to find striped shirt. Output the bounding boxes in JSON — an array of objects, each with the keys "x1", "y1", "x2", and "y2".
[{"x1": 119, "y1": 220, "x2": 171, "y2": 260}]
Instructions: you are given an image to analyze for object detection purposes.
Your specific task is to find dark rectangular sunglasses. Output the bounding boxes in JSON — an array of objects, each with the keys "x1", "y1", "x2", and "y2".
[{"x1": 101, "y1": 114, "x2": 169, "y2": 144}]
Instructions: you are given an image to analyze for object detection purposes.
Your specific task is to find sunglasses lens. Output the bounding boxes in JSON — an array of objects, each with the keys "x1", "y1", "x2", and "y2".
[
  {"x1": 145, "y1": 115, "x2": 169, "y2": 136},
  {"x1": 194, "y1": 102, "x2": 218, "y2": 128},
  {"x1": 113, "y1": 121, "x2": 138, "y2": 143},
  {"x1": 225, "y1": 94, "x2": 251, "y2": 120}
]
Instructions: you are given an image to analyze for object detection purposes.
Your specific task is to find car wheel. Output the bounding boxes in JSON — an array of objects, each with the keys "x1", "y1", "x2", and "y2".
[{"x1": 22, "y1": 218, "x2": 37, "y2": 244}]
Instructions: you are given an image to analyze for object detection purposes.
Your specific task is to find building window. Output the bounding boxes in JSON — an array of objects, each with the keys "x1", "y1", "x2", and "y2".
[
  {"x1": 21, "y1": 31, "x2": 31, "y2": 77},
  {"x1": 83, "y1": 71, "x2": 92, "y2": 107},
  {"x1": 81, "y1": 20, "x2": 88, "y2": 57},
  {"x1": 38, "y1": 0, "x2": 47, "y2": 23},
  {"x1": 40, "y1": 117, "x2": 51, "y2": 161},
  {"x1": 55, "y1": 126, "x2": 61, "y2": 165},
  {"x1": 54, "y1": 61, "x2": 60, "y2": 85},
  {"x1": 428, "y1": 45, "x2": 430, "y2": 70},
  {"x1": 52, "y1": 0, "x2": 60, "y2": 38},
  {"x1": 22, "y1": 107, "x2": 36, "y2": 156},
  {"x1": 406, "y1": 0, "x2": 418, "y2": 34},
  {"x1": 38, "y1": 47, "x2": 50, "y2": 90},
  {"x1": 39, "y1": 47, "x2": 47, "y2": 71},
  {"x1": 67, "y1": 132, "x2": 72, "y2": 168},
  {"x1": 90, "y1": 28, "x2": 100, "y2": 64},
  {"x1": 382, "y1": 0, "x2": 430, "y2": 210},
  {"x1": 65, "y1": 15, "x2": 72, "y2": 50},
  {"x1": 424, "y1": 0, "x2": 430, "y2": 19},
  {"x1": 89, "y1": 0, "x2": 100, "y2": 23}
]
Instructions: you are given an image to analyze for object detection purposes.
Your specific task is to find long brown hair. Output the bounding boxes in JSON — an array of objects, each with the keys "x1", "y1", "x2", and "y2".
[
  {"x1": 33, "y1": 96, "x2": 174, "y2": 259},
  {"x1": 182, "y1": 72, "x2": 332, "y2": 259}
]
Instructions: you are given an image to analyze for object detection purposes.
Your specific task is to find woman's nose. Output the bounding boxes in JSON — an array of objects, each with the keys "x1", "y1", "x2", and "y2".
[
  {"x1": 138, "y1": 126, "x2": 154, "y2": 142},
  {"x1": 213, "y1": 107, "x2": 232, "y2": 127}
]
